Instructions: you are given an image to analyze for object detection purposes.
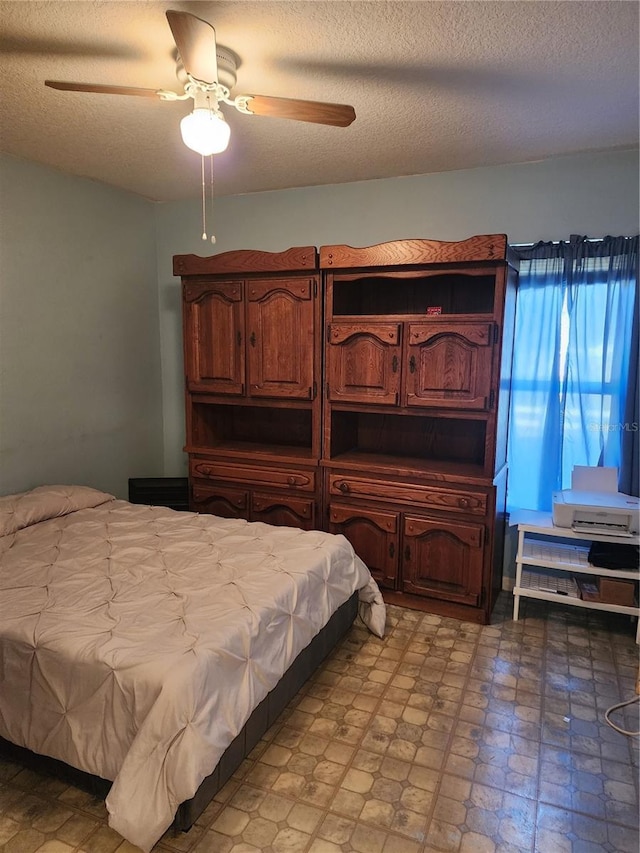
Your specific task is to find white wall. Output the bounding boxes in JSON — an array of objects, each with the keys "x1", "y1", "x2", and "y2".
[
  {"x1": 0, "y1": 155, "x2": 164, "y2": 499},
  {"x1": 155, "y1": 148, "x2": 640, "y2": 475}
]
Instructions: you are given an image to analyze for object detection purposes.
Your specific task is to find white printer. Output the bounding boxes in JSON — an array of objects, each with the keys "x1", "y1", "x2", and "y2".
[{"x1": 552, "y1": 466, "x2": 640, "y2": 537}]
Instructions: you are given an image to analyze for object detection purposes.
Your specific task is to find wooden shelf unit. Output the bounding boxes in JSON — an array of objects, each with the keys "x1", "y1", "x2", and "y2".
[
  {"x1": 176, "y1": 247, "x2": 323, "y2": 531},
  {"x1": 176, "y1": 235, "x2": 519, "y2": 624},
  {"x1": 321, "y1": 236, "x2": 518, "y2": 623}
]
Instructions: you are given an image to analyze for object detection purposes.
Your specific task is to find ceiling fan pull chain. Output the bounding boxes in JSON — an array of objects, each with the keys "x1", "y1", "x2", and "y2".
[
  {"x1": 201, "y1": 155, "x2": 207, "y2": 241},
  {"x1": 209, "y1": 155, "x2": 216, "y2": 244}
]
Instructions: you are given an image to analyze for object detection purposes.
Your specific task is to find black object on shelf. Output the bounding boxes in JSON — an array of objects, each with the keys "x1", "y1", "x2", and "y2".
[
  {"x1": 588, "y1": 541, "x2": 639, "y2": 570},
  {"x1": 128, "y1": 477, "x2": 189, "y2": 512}
]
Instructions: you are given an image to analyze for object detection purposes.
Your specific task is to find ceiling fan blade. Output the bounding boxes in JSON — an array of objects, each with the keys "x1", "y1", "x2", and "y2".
[
  {"x1": 45, "y1": 80, "x2": 161, "y2": 98},
  {"x1": 244, "y1": 95, "x2": 356, "y2": 127},
  {"x1": 166, "y1": 10, "x2": 218, "y2": 85}
]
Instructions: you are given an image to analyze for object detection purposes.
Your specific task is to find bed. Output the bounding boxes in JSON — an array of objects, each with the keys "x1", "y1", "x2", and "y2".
[{"x1": 0, "y1": 485, "x2": 385, "y2": 852}]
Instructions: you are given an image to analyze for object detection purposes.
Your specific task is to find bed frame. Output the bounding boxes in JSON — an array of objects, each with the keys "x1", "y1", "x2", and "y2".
[{"x1": 0, "y1": 592, "x2": 358, "y2": 832}]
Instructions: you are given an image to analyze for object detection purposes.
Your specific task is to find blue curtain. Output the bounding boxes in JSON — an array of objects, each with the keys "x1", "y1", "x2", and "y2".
[
  {"x1": 507, "y1": 235, "x2": 638, "y2": 512},
  {"x1": 619, "y1": 250, "x2": 639, "y2": 497}
]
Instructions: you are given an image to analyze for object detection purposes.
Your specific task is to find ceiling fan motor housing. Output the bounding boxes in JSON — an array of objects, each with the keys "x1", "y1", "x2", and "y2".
[{"x1": 175, "y1": 45, "x2": 238, "y2": 92}]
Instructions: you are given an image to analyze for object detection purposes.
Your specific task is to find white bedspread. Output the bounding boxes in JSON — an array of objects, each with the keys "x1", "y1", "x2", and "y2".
[{"x1": 0, "y1": 486, "x2": 385, "y2": 851}]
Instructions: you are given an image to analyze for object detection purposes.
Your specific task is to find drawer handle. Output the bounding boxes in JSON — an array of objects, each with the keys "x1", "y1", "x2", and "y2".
[
  {"x1": 409, "y1": 355, "x2": 416, "y2": 374},
  {"x1": 392, "y1": 355, "x2": 398, "y2": 373},
  {"x1": 287, "y1": 476, "x2": 296, "y2": 486},
  {"x1": 389, "y1": 542, "x2": 395, "y2": 558},
  {"x1": 338, "y1": 481, "x2": 350, "y2": 493},
  {"x1": 458, "y1": 497, "x2": 470, "y2": 508}
]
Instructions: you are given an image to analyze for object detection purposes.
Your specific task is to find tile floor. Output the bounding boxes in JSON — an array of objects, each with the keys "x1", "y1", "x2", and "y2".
[{"x1": 1, "y1": 593, "x2": 638, "y2": 853}]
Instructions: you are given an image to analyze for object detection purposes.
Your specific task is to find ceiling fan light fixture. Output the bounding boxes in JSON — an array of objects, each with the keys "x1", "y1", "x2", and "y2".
[{"x1": 180, "y1": 106, "x2": 230, "y2": 156}]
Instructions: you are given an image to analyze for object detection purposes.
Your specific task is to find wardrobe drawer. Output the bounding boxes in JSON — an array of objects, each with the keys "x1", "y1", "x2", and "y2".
[
  {"x1": 328, "y1": 474, "x2": 487, "y2": 516},
  {"x1": 191, "y1": 459, "x2": 317, "y2": 492}
]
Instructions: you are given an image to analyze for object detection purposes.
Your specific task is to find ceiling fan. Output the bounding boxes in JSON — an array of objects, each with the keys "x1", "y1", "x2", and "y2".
[{"x1": 44, "y1": 9, "x2": 356, "y2": 157}]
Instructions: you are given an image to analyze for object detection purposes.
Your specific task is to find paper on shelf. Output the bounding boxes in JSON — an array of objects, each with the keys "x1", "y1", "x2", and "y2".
[{"x1": 520, "y1": 569, "x2": 580, "y2": 597}]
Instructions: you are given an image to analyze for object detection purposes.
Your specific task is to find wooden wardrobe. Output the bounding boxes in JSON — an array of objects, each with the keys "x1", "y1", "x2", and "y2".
[{"x1": 174, "y1": 235, "x2": 518, "y2": 624}]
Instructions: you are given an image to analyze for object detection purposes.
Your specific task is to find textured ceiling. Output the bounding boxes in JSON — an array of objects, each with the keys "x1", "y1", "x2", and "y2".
[{"x1": 0, "y1": 1, "x2": 638, "y2": 202}]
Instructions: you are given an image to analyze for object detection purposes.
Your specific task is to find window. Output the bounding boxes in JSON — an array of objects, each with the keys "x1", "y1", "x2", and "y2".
[{"x1": 507, "y1": 236, "x2": 638, "y2": 512}]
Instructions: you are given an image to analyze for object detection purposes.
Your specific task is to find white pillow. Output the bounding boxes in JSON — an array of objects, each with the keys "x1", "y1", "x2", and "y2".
[{"x1": 0, "y1": 484, "x2": 115, "y2": 537}]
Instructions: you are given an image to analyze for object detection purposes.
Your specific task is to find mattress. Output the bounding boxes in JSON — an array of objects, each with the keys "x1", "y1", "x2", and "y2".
[{"x1": 0, "y1": 485, "x2": 385, "y2": 852}]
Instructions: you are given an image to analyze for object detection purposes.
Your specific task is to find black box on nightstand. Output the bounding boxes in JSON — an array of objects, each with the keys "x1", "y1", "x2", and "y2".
[{"x1": 128, "y1": 477, "x2": 189, "y2": 512}]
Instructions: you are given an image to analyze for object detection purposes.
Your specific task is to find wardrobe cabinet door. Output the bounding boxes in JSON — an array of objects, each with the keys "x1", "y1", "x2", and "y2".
[
  {"x1": 326, "y1": 323, "x2": 402, "y2": 406},
  {"x1": 183, "y1": 281, "x2": 245, "y2": 395},
  {"x1": 405, "y1": 322, "x2": 495, "y2": 410},
  {"x1": 246, "y1": 278, "x2": 316, "y2": 399},
  {"x1": 251, "y1": 493, "x2": 316, "y2": 530},
  {"x1": 328, "y1": 503, "x2": 399, "y2": 590},
  {"x1": 191, "y1": 484, "x2": 249, "y2": 520},
  {"x1": 402, "y1": 515, "x2": 485, "y2": 606}
]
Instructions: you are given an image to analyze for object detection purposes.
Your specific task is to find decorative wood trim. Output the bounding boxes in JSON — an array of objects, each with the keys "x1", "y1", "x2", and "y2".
[
  {"x1": 174, "y1": 247, "x2": 318, "y2": 276},
  {"x1": 319, "y1": 235, "x2": 510, "y2": 269}
]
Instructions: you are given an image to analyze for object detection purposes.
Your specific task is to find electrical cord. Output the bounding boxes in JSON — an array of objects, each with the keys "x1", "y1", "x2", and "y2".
[{"x1": 604, "y1": 694, "x2": 640, "y2": 736}]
